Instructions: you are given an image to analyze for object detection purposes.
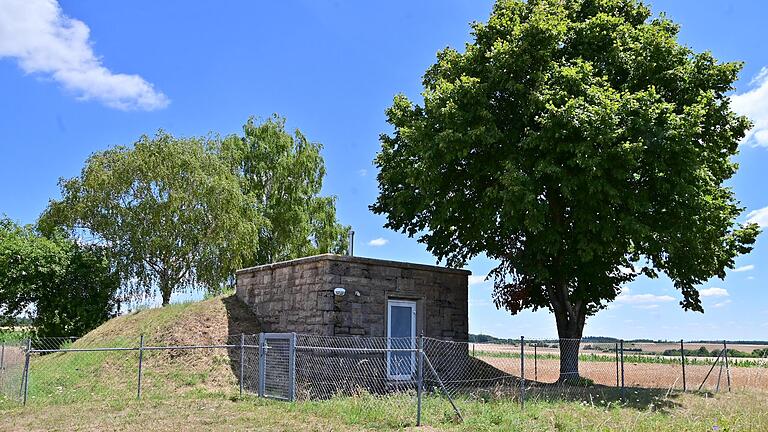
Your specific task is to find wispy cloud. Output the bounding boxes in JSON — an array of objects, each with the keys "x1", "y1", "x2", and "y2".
[
  {"x1": 714, "y1": 299, "x2": 732, "y2": 308},
  {"x1": 700, "y1": 287, "x2": 729, "y2": 298},
  {"x1": 468, "y1": 298, "x2": 492, "y2": 307},
  {"x1": 357, "y1": 169, "x2": 368, "y2": 177},
  {"x1": 732, "y1": 66, "x2": 768, "y2": 147},
  {"x1": 733, "y1": 264, "x2": 755, "y2": 273},
  {"x1": 468, "y1": 275, "x2": 489, "y2": 286},
  {"x1": 0, "y1": 0, "x2": 169, "y2": 110},
  {"x1": 615, "y1": 287, "x2": 675, "y2": 305},
  {"x1": 367, "y1": 237, "x2": 388, "y2": 247},
  {"x1": 747, "y1": 206, "x2": 768, "y2": 227}
]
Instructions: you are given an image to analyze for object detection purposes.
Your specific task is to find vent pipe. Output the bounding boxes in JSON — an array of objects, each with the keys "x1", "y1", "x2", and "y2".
[{"x1": 348, "y1": 230, "x2": 355, "y2": 256}]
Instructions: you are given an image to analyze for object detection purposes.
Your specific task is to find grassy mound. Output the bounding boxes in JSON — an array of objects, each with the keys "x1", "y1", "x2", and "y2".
[{"x1": 24, "y1": 295, "x2": 261, "y2": 405}]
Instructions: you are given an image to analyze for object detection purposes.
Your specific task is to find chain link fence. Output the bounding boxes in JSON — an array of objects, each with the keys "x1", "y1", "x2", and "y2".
[
  {"x1": 1, "y1": 333, "x2": 766, "y2": 427},
  {"x1": 0, "y1": 340, "x2": 27, "y2": 404}
]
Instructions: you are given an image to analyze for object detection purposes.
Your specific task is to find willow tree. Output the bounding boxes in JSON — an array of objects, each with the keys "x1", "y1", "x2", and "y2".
[
  {"x1": 42, "y1": 132, "x2": 263, "y2": 306},
  {"x1": 371, "y1": 0, "x2": 760, "y2": 379},
  {"x1": 220, "y1": 115, "x2": 350, "y2": 264}
]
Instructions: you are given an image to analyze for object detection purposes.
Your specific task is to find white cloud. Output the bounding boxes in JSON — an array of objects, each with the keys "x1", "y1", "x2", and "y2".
[
  {"x1": 358, "y1": 169, "x2": 368, "y2": 177},
  {"x1": 615, "y1": 287, "x2": 675, "y2": 304},
  {"x1": 468, "y1": 298, "x2": 492, "y2": 307},
  {"x1": 700, "y1": 287, "x2": 729, "y2": 298},
  {"x1": 468, "y1": 275, "x2": 489, "y2": 286},
  {"x1": 732, "y1": 66, "x2": 768, "y2": 147},
  {"x1": 747, "y1": 206, "x2": 768, "y2": 227},
  {"x1": 367, "y1": 237, "x2": 388, "y2": 247},
  {"x1": 0, "y1": 0, "x2": 169, "y2": 110},
  {"x1": 714, "y1": 299, "x2": 732, "y2": 308},
  {"x1": 733, "y1": 264, "x2": 755, "y2": 273}
]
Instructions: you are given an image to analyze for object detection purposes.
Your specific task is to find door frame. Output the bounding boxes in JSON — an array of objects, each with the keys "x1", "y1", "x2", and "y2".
[{"x1": 386, "y1": 299, "x2": 417, "y2": 380}]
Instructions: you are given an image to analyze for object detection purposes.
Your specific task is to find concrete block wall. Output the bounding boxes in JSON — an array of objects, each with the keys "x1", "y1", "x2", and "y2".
[{"x1": 235, "y1": 254, "x2": 470, "y2": 341}]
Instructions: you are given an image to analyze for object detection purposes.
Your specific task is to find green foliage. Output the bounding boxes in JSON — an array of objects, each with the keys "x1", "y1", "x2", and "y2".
[
  {"x1": 372, "y1": 0, "x2": 760, "y2": 346},
  {"x1": 0, "y1": 219, "x2": 118, "y2": 338},
  {"x1": 42, "y1": 116, "x2": 347, "y2": 306},
  {"x1": 220, "y1": 115, "x2": 349, "y2": 263},
  {"x1": 41, "y1": 131, "x2": 260, "y2": 306}
]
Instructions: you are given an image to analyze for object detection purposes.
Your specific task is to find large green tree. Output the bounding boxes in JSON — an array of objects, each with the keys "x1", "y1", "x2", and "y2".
[
  {"x1": 0, "y1": 219, "x2": 118, "y2": 338},
  {"x1": 220, "y1": 115, "x2": 349, "y2": 263},
  {"x1": 43, "y1": 117, "x2": 348, "y2": 306},
  {"x1": 372, "y1": 0, "x2": 760, "y2": 379},
  {"x1": 42, "y1": 132, "x2": 262, "y2": 306}
]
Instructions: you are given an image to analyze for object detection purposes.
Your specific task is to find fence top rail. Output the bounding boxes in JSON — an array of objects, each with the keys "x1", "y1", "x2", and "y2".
[
  {"x1": 295, "y1": 345, "x2": 418, "y2": 353},
  {"x1": 29, "y1": 344, "x2": 245, "y2": 354}
]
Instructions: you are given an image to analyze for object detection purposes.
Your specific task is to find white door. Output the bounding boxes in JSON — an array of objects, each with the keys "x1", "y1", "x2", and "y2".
[{"x1": 387, "y1": 299, "x2": 416, "y2": 380}]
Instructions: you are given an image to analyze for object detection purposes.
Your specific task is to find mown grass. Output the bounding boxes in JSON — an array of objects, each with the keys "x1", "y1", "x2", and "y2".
[
  {"x1": 3, "y1": 297, "x2": 767, "y2": 430},
  {"x1": 2, "y1": 388, "x2": 768, "y2": 431}
]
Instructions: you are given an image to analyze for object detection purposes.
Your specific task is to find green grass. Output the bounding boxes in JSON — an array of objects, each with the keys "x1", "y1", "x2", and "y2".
[
  {"x1": 2, "y1": 389, "x2": 768, "y2": 431},
  {"x1": 0, "y1": 330, "x2": 29, "y2": 343},
  {"x1": 3, "y1": 296, "x2": 767, "y2": 430}
]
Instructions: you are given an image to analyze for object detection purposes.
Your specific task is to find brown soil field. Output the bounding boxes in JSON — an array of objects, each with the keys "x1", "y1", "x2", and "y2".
[
  {"x1": 478, "y1": 355, "x2": 768, "y2": 391},
  {"x1": 628, "y1": 341, "x2": 768, "y2": 354},
  {"x1": 473, "y1": 341, "x2": 768, "y2": 356}
]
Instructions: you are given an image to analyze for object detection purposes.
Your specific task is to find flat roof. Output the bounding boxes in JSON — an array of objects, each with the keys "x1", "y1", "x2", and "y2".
[{"x1": 235, "y1": 253, "x2": 471, "y2": 276}]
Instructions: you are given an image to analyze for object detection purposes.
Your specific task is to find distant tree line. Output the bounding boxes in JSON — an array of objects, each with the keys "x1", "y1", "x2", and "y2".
[{"x1": 663, "y1": 347, "x2": 768, "y2": 358}]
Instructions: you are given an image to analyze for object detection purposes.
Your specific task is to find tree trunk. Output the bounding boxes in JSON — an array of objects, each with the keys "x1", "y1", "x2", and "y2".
[
  {"x1": 161, "y1": 290, "x2": 171, "y2": 306},
  {"x1": 558, "y1": 338, "x2": 581, "y2": 382},
  {"x1": 553, "y1": 300, "x2": 586, "y2": 383},
  {"x1": 159, "y1": 276, "x2": 172, "y2": 307}
]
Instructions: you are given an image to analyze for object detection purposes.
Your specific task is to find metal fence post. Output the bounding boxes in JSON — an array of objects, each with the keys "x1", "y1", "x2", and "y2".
[
  {"x1": 680, "y1": 339, "x2": 686, "y2": 392},
  {"x1": 620, "y1": 339, "x2": 625, "y2": 402},
  {"x1": 698, "y1": 349, "x2": 724, "y2": 392},
  {"x1": 615, "y1": 342, "x2": 619, "y2": 387},
  {"x1": 239, "y1": 333, "x2": 245, "y2": 397},
  {"x1": 534, "y1": 343, "x2": 537, "y2": 382},
  {"x1": 21, "y1": 339, "x2": 31, "y2": 405},
  {"x1": 416, "y1": 333, "x2": 424, "y2": 427},
  {"x1": 423, "y1": 353, "x2": 462, "y2": 421},
  {"x1": 723, "y1": 340, "x2": 731, "y2": 392},
  {"x1": 19, "y1": 338, "x2": 30, "y2": 401},
  {"x1": 520, "y1": 336, "x2": 525, "y2": 409},
  {"x1": 258, "y1": 333, "x2": 266, "y2": 398},
  {"x1": 288, "y1": 333, "x2": 296, "y2": 402},
  {"x1": 137, "y1": 334, "x2": 144, "y2": 400}
]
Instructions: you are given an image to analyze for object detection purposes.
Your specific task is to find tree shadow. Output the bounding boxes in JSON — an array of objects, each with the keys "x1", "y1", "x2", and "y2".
[
  {"x1": 524, "y1": 382, "x2": 682, "y2": 412},
  {"x1": 444, "y1": 357, "x2": 700, "y2": 413}
]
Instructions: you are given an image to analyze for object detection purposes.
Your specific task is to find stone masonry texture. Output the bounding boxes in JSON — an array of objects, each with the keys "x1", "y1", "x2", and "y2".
[{"x1": 235, "y1": 254, "x2": 470, "y2": 341}]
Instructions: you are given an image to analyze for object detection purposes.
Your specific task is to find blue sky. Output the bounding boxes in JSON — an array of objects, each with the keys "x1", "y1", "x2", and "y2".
[{"x1": 1, "y1": 0, "x2": 766, "y2": 340}]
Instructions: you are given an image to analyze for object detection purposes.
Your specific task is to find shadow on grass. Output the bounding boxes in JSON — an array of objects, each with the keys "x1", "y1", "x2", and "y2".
[
  {"x1": 442, "y1": 357, "x2": 701, "y2": 413},
  {"x1": 525, "y1": 382, "x2": 682, "y2": 412}
]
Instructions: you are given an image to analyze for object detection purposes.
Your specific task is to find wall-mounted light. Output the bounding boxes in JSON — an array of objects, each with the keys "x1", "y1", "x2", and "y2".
[{"x1": 333, "y1": 287, "x2": 346, "y2": 296}]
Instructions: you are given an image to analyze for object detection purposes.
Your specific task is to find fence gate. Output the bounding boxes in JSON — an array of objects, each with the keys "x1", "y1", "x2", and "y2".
[{"x1": 258, "y1": 333, "x2": 296, "y2": 401}]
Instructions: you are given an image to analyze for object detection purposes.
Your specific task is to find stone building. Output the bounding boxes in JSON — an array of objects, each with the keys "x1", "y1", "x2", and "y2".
[{"x1": 235, "y1": 254, "x2": 470, "y2": 341}]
